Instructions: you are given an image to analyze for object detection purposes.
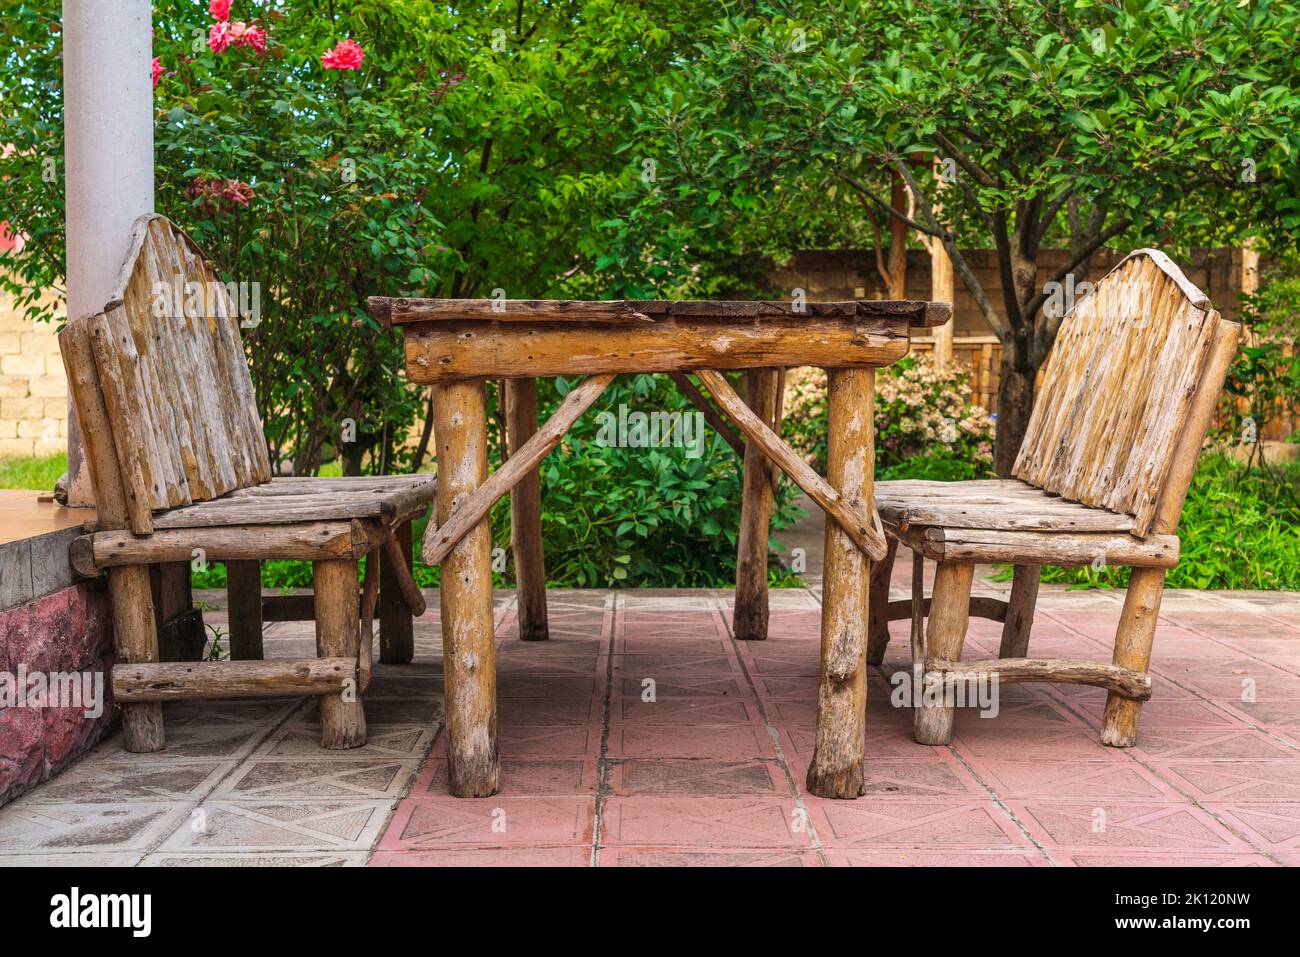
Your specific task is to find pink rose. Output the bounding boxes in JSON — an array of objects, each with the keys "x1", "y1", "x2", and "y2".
[
  {"x1": 151, "y1": 56, "x2": 164, "y2": 88},
  {"x1": 321, "y1": 38, "x2": 365, "y2": 71},
  {"x1": 209, "y1": 0, "x2": 232, "y2": 21},
  {"x1": 241, "y1": 25, "x2": 267, "y2": 51},
  {"x1": 208, "y1": 21, "x2": 234, "y2": 53}
]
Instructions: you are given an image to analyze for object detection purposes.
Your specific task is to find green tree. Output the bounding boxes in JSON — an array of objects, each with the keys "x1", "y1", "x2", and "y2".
[{"x1": 620, "y1": 0, "x2": 1300, "y2": 473}]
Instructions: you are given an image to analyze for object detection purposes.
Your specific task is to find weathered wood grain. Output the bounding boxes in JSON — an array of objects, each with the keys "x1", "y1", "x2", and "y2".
[
  {"x1": 114, "y1": 658, "x2": 355, "y2": 702},
  {"x1": 924, "y1": 657, "x2": 1152, "y2": 700},
  {"x1": 806, "y1": 368, "x2": 875, "y2": 799},
  {"x1": 372, "y1": 296, "x2": 949, "y2": 327},
  {"x1": 401, "y1": 318, "x2": 910, "y2": 382},
  {"x1": 1012, "y1": 251, "x2": 1226, "y2": 537}
]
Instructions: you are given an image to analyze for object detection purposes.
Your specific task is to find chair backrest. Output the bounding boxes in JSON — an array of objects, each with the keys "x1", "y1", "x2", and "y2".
[
  {"x1": 1013, "y1": 249, "x2": 1239, "y2": 539},
  {"x1": 60, "y1": 214, "x2": 272, "y2": 534}
]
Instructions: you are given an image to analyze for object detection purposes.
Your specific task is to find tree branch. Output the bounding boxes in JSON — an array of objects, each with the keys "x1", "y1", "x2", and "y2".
[{"x1": 892, "y1": 157, "x2": 1010, "y2": 341}]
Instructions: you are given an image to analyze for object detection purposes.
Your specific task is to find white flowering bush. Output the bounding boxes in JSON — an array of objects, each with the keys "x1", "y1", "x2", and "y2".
[{"x1": 784, "y1": 353, "x2": 994, "y2": 480}]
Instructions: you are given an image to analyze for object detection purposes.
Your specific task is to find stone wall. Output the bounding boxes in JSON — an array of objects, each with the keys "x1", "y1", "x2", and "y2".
[
  {"x1": 0, "y1": 578, "x2": 116, "y2": 807},
  {"x1": 0, "y1": 291, "x2": 67, "y2": 459}
]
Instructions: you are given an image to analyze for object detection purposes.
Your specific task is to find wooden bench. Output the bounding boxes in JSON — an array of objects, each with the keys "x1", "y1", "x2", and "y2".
[
  {"x1": 60, "y1": 214, "x2": 436, "y2": 752},
  {"x1": 371, "y1": 293, "x2": 952, "y2": 798},
  {"x1": 866, "y1": 249, "x2": 1241, "y2": 747}
]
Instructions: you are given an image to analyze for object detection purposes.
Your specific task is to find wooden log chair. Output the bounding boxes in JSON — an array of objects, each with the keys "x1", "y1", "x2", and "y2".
[
  {"x1": 866, "y1": 250, "x2": 1241, "y2": 748},
  {"x1": 60, "y1": 214, "x2": 436, "y2": 753},
  {"x1": 371, "y1": 294, "x2": 952, "y2": 797}
]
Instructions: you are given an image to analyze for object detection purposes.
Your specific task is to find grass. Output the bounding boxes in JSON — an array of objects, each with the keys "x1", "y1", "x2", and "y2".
[{"x1": 0, "y1": 453, "x2": 66, "y2": 491}]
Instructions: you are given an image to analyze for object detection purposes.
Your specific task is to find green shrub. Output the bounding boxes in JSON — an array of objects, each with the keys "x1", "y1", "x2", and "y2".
[{"x1": 194, "y1": 374, "x2": 804, "y2": 590}]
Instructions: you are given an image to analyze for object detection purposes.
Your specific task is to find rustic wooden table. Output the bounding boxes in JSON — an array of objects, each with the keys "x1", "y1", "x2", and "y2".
[{"x1": 369, "y1": 296, "x2": 951, "y2": 799}]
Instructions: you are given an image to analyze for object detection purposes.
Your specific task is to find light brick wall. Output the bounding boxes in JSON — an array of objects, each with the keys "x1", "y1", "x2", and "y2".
[{"x1": 0, "y1": 291, "x2": 67, "y2": 459}]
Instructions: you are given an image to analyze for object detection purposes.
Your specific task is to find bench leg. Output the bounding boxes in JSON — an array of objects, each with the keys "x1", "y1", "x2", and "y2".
[
  {"x1": 866, "y1": 537, "x2": 899, "y2": 665},
  {"x1": 434, "y1": 379, "x2": 500, "y2": 797},
  {"x1": 807, "y1": 368, "x2": 873, "y2": 799},
  {"x1": 110, "y1": 565, "x2": 166, "y2": 751},
  {"x1": 734, "y1": 368, "x2": 779, "y2": 641},
  {"x1": 997, "y1": 563, "x2": 1040, "y2": 659},
  {"x1": 226, "y1": 560, "x2": 263, "y2": 660},
  {"x1": 314, "y1": 558, "x2": 367, "y2": 749},
  {"x1": 379, "y1": 521, "x2": 416, "y2": 664},
  {"x1": 914, "y1": 559, "x2": 974, "y2": 746},
  {"x1": 1101, "y1": 567, "x2": 1165, "y2": 747},
  {"x1": 505, "y1": 378, "x2": 549, "y2": 641}
]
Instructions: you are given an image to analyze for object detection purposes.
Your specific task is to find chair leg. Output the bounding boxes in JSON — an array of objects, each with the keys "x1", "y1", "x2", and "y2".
[
  {"x1": 505, "y1": 377, "x2": 550, "y2": 641},
  {"x1": 734, "y1": 367, "x2": 779, "y2": 641},
  {"x1": 914, "y1": 560, "x2": 975, "y2": 746},
  {"x1": 434, "y1": 379, "x2": 500, "y2": 797},
  {"x1": 998, "y1": 563, "x2": 1041, "y2": 659},
  {"x1": 226, "y1": 560, "x2": 263, "y2": 660},
  {"x1": 109, "y1": 565, "x2": 166, "y2": 751},
  {"x1": 379, "y1": 521, "x2": 416, "y2": 664},
  {"x1": 807, "y1": 367, "x2": 873, "y2": 799},
  {"x1": 866, "y1": 537, "x2": 899, "y2": 665},
  {"x1": 314, "y1": 558, "x2": 366, "y2": 749},
  {"x1": 1101, "y1": 567, "x2": 1165, "y2": 747}
]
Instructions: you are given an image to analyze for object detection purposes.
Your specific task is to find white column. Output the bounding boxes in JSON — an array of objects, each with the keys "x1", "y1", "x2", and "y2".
[{"x1": 63, "y1": 0, "x2": 155, "y2": 505}]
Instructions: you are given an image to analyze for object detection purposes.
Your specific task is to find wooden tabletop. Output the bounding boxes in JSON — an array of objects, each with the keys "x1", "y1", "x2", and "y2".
[{"x1": 369, "y1": 297, "x2": 952, "y2": 328}]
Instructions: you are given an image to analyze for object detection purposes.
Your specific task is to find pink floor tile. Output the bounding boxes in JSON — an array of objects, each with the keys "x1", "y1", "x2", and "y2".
[
  {"x1": 805, "y1": 799, "x2": 1032, "y2": 849},
  {"x1": 414, "y1": 758, "x2": 598, "y2": 797},
  {"x1": 966, "y1": 758, "x2": 1183, "y2": 802},
  {"x1": 607, "y1": 722, "x2": 777, "y2": 760},
  {"x1": 607, "y1": 758, "x2": 790, "y2": 797},
  {"x1": 370, "y1": 847, "x2": 591, "y2": 866},
  {"x1": 1150, "y1": 759, "x2": 1300, "y2": 802},
  {"x1": 1009, "y1": 801, "x2": 1251, "y2": 852},
  {"x1": 613, "y1": 674, "x2": 750, "y2": 699},
  {"x1": 613, "y1": 695, "x2": 762, "y2": 727},
  {"x1": 379, "y1": 797, "x2": 596, "y2": 849},
  {"x1": 1054, "y1": 851, "x2": 1276, "y2": 867},
  {"x1": 600, "y1": 796, "x2": 812, "y2": 848},
  {"x1": 599, "y1": 847, "x2": 821, "y2": 866},
  {"x1": 824, "y1": 848, "x2": 1048, "y2": 866},
  {"x1": 497, "y1": 723, "x2": 602, "y2": 757},
  {"x1": 1132, "y1": 728, "x2": 1300, "y2": 763},
  {"x1": 1203, "y1": 803, "x2": 1300, "y2": 851}
]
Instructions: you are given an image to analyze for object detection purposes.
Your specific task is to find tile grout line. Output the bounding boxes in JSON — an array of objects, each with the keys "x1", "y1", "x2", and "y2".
[
  {"x1": 717, "y1": 590, "x2": 829, "y2": 865},
  {"x1": 590, "y1": 591, "x2": 618, "y2": 868}
]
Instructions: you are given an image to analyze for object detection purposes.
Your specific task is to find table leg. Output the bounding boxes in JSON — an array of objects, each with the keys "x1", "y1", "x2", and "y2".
[
  {"x1": 433, "y1": 379, "x2": 500, "y2": 797},
  {"x1": 807, "y1": 367, "x2": 873, "y2": 798},
  {"x1": 505, "y1": 377, "x2": 549, "y2": 641},
  {"x1": 734, "y1": 368, "x2": 779, "y2": 640}
]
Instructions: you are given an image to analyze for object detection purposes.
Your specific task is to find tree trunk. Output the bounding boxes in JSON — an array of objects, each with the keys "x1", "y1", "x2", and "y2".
[{"x1": 994, "y1": 353, "x2": 1036, "y2": 477}]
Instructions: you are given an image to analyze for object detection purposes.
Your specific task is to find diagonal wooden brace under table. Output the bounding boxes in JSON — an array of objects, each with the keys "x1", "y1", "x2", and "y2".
[{"x1": 369, "y1": 295, "x2": 952, "y2": 799}]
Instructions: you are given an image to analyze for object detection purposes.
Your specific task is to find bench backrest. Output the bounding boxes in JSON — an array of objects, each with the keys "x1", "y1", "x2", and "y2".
[
  {"x1": 60, "y1": 214, "x2": 272, "y2": 535},
  {"x1": 1013, "y1": 249, "x2": 1239, "y2": 539}
]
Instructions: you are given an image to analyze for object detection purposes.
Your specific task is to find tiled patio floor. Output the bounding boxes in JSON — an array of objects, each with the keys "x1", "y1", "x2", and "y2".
[{"x1": 2, "y1": 561, "x2": 1298, "y2": 866}]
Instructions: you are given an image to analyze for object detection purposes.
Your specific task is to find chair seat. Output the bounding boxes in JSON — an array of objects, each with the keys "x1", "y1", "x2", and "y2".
[
  {"x1": 875, "y1": 478, "x2": 1136, "y2": 533},
  {"x1": 150, "y1": 474, "x2": 438, "y2": 529},
  {"x1": 875, "y1": 479, "x2": 1179, "y2": 568}
]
